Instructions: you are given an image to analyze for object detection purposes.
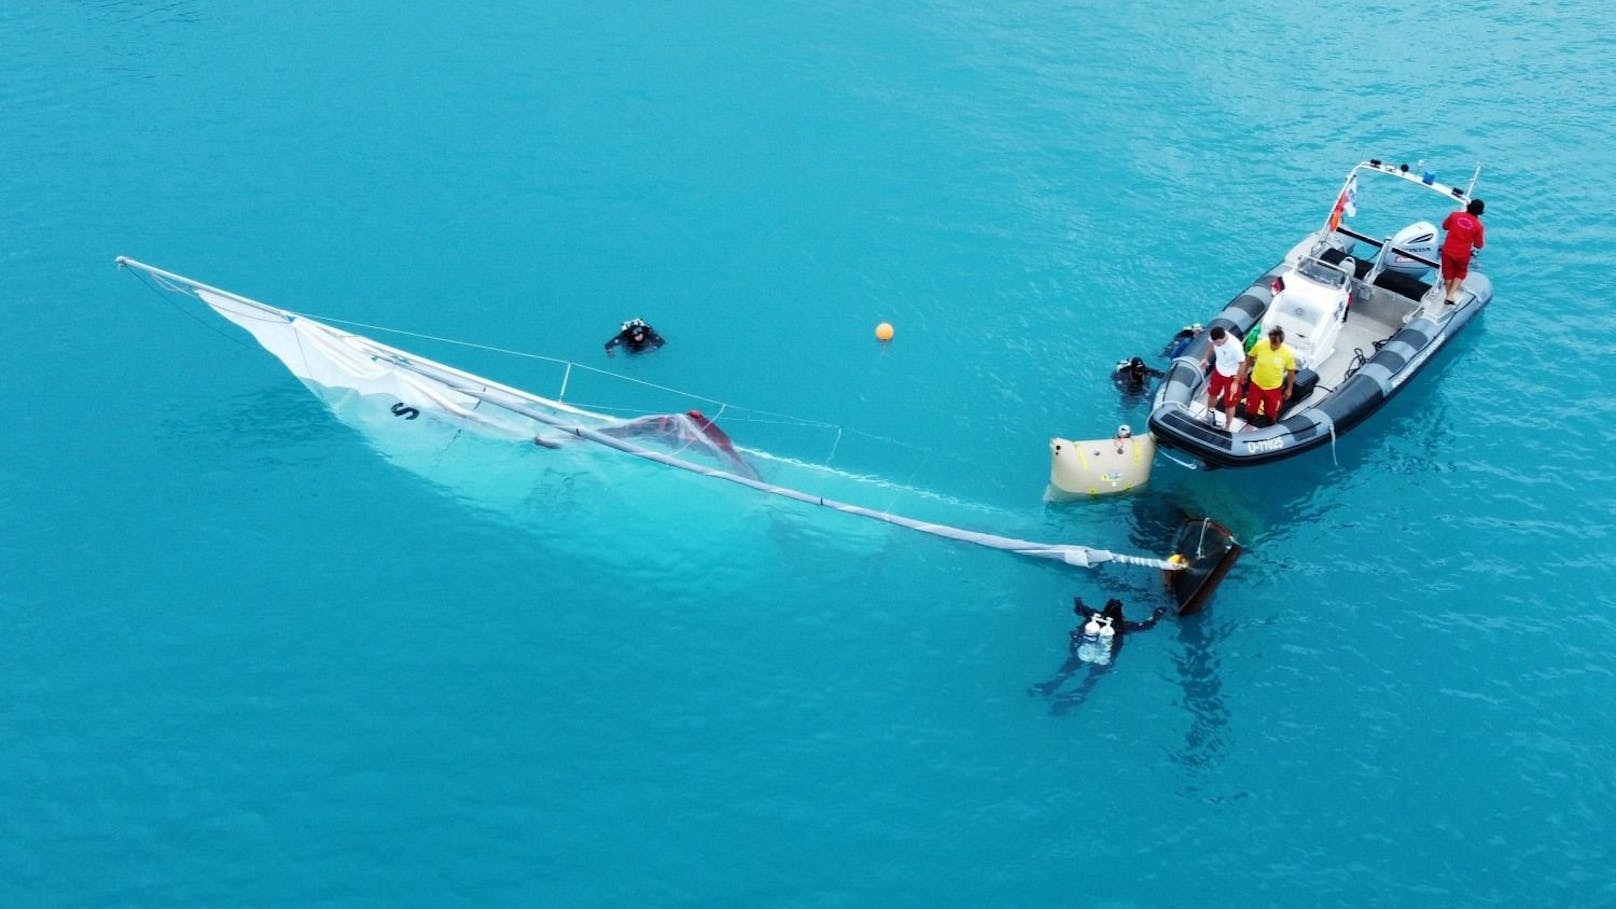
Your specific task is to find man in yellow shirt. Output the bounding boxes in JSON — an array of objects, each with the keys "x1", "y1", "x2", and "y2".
[{"x1": 1239, "y1": 327, "x2": 1296, "y2": 427}]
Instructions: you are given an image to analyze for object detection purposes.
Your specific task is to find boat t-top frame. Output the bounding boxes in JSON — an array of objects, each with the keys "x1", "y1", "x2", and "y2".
[{"x1": 1316, "y1": 159, "x2": 1483, "y2": 289}]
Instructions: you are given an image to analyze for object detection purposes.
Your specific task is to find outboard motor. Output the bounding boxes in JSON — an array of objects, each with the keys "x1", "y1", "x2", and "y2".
[{"x1": 1385, "y1": 221, "x2": 1440, "y2": 274}]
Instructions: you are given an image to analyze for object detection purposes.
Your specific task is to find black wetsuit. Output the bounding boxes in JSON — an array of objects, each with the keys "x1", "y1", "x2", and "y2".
[
  {"x1": 604, "y1": 323, "x2": 665, "y2": 355},
  {"x1": 1030, "y1": 597, "x2": 1165, "y2": 713},
  {"x1": 1161, "y1": 328, "x2": 1198, "y2": 359},
  {"x1": 1113, "y1": 362, "x2": 1165, "y2": 401}
]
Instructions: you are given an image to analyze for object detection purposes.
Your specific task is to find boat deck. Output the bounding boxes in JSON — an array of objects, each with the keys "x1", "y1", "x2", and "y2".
[{"x1": 1182, "y1": 279, "x2": 1465, "y2": 430}]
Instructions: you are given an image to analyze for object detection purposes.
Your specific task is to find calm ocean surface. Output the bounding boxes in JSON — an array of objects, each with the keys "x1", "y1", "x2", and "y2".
[{"x1": 6, "y1": 1, "x2": 1616, "y2": 905}]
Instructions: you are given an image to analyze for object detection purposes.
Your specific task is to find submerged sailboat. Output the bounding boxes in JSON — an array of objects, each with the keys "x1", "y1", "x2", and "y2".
[{"x1": 117, "y1": 257, "x2": 1239, "y2": 610}]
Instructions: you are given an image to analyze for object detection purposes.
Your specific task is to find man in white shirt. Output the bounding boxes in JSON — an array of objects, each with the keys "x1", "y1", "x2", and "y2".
[{"x1": 1204, "y1": 326, "x2": 1246, "y2": 428}]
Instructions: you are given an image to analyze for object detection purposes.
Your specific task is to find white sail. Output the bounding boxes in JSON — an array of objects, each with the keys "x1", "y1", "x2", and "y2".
[
  {"x1": 118, "y1": 257, "x2": 1182, "y2": 572},
  {"x1": 194, "y1": 287, "x2": 599, "y2": 438}
]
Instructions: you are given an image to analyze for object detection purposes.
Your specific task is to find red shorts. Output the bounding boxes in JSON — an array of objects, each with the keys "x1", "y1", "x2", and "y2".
[
  {"x1": 1246, "y1": 383, "x2": 1285, "y2": 422},
  {"x1": 1441, "y1": 251, "x2": 1470, "y2": 281},
  {"x1": 1207, "y1": 370, "x2": 1239, "y2": 406}
]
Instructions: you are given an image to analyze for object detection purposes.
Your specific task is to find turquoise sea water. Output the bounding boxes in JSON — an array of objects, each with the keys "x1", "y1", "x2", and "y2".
[{"x1": 7, "y1": 1, "x2": 1616, "y2": 905}]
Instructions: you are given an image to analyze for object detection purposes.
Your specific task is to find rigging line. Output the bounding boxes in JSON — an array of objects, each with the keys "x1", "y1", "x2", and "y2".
[
  {"x1": 307, "y1": 312, "x2": 856, "y2": 434},
  {"x1": 826, "y1": 425, "x2": 844, "y2": 465},
  {"x1": 714, "y1": 414, "x2": 839, "y2": 429},
  {"x1": 299, "y1": 313, "x2": 577, "y2": 369},
  {"x1": 433, "y1": 376, "x2": 1180, "y2": 572},
  {"x1": 556, "y1": 362, "x2": 573, "y2": 402},
  {"x1": 129, "y1": 261, "x2": 991, "y2": 473},
  {"x1": 692, "y1": 406, "x2": 990, "y2": 476},
  {"x1": 554, "y1": 401, "x2": 649, "y2": 417},
  {"x1": 835, "y1": 425, "x2": 991, "y2": 467},
  {"x1": 562, "y1": 361, "x2": 781, "y2": 416},
  {"x1": 437, "y1": 385, "x2": 478, "y2": 458},
  {"x1": 125, "y1": 267, "x2": 258, "y2": 353},
  {"x1": 122, "y1": 259, "x2": 1183, "y2": 573},
  {"x1": 672, "y1": 403, "x2": 733, "y2": 461},
  {"x1": 116, "y1": 259, "x2": 830, "y2": 432},
  {"x1": 700, "y1": 409, "x2": 988, "y2": 470},
  {"x1": 291, "y1": 322, "x2": 315, "y2": 383},
  {"x1": 158, "y1": 279, "x2": 928, "y2": 454},
  {"x1": 144, "y1": 271, "x2": 293, "y2": 328},
  {"x1": 882, "y1": 447, "x2": 933, "y2": 517},
  {"x1": 696, "y1": 410, "x2": 961, "y2": 455},
  {"x1": 291, "y1": 311, "x2": 873, "y2": 437},
  {"x1": 662, "y1": 402, "x2": 732, "y2": 463},
  {"x1": 664, "y1": 415, "x2": 712, "y2": 462},
  {"x1": 298, "y1": 312, "x2": 756, "y2": 414}
]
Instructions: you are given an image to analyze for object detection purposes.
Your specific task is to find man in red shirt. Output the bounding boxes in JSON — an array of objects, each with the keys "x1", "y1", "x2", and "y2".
[{"x1": 1441, "y1": 198, "x2": 1486, "y2": 304}]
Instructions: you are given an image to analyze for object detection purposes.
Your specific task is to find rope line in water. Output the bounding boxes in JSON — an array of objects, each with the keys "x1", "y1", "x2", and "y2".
[{"x1": 439, "y1": 376, "x2": 1181, "y2": 572}]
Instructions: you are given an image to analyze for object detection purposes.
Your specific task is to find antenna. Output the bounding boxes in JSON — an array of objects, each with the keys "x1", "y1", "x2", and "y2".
[{"x1": 1465, "y1": 161, "x2": 1484, "y2": 198}]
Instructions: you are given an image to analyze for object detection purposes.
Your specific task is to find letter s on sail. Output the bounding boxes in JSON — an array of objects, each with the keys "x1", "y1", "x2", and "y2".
[{"x1": 391, "y1": 402, "x2": 420, "y2": 420}]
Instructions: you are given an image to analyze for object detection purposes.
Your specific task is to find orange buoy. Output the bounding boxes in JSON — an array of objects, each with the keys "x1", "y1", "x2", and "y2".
[{"x1": 875, "y1": 322, "x2": 895, "y2": 341}]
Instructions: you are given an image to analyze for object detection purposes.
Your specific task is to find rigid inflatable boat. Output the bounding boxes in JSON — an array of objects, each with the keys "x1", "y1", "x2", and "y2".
[{"x1": 1145, "y1": 159, "x2": 1492, "y2": 469}]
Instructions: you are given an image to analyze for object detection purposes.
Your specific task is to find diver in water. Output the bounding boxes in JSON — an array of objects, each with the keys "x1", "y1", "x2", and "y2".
[
  {"x1": 1161, "y1": 323, "x2": 1203, "y2": 359},
  {"x1": 604, "y1": 318, "x2": 665, "y2": 357},
  {"x1": 1113, "y1": 356, "x2": 1165, "y2": 400},
  {"x1": 1029, "y1": 596, "x2": 1166, "y2": 713}
]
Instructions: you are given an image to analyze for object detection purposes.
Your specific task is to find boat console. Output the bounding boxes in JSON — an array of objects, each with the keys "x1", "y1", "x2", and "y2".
[{"x1": 1264, "y1": 256, "x2": 1350, "y2": 370}]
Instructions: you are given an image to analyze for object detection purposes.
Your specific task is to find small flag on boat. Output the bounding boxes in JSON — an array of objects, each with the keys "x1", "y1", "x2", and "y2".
[{"x1": 1327, "y1": 175, "x2": 1357, "y2": 232}]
